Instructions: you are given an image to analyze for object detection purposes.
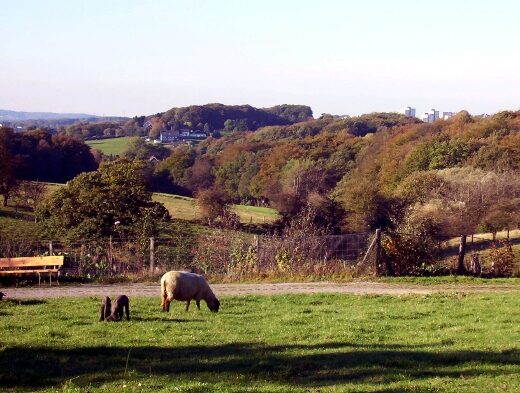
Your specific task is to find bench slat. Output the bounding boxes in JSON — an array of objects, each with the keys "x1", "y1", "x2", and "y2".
[
  {"x1": 0, "y1": 256, "x2": 64, "y2": 268},
  {"x1": 0, "y1": 269, "x2": 59, "y2": 274}
]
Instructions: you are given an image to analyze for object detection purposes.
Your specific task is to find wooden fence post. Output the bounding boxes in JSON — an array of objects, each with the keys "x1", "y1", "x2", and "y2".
[
  {"x1": 48, "y1": 241, "x2": 53, "y2": 256},
  {"x1": 457, "y1": 235, "x2": 467, "y2": 275},
  {"x1": 79, "y1": 243, "x2": 85, "y2": 276},
  {"x1": 149, "y1": 237, "x2": 155, "y2": 273},
  {"x1": 109, "y1": 236, "x2": 114, "y2": 274},
  {"x1": 374, "y1": 229, "x2": 382, "y2": 274}
]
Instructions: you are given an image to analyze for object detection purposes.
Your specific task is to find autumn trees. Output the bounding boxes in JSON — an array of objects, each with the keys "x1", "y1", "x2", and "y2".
[
  {"x1": 8, "y1": 107, "x2": 520, "y2": 249},
  {"x1": 0, "y1": 132, "x2": 20, "y2": 206},
  {"x1": 0, "y1": 127, "x2": 99, "y2": 206},
  {"x1": 37, "y1": 160, "x2": 169, "y2": 240}
]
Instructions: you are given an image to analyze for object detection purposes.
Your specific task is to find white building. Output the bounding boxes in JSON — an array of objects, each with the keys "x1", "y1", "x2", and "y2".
[
  {"x1": 422, "y1": 109, "x2": 440, "y2": 123},
  {"x1": 402, "y1": 106, "x2": 416, "y2": 117},
  {"x1": 442, "y1": 111, "x2": 455, "y2": 120}
]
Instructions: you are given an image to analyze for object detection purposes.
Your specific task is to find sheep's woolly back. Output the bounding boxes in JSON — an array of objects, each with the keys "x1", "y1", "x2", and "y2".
[{"x1": 161, "y1": 271, "x2": 217, "y2": 302}]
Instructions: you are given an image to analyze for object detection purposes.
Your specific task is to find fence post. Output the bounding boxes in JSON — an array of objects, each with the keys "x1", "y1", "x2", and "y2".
[
  {"x1": 109, "y1": 236, "x2": 114, "y2": 274},
  {"x1": 48, "y1": 241, "x2": 53, "y2": 256},
  {"x1": 457, "y1": 235, "x2": 467, "y2": 275},
  {"x1": 374, "y1": 229, "x2": 382, "y2": 274},
  {"x1": 149, "y1": 237, "x2": 155, "y2": 273},
  {"x1": 79, "y1": 243, "x2": 85, "y2": 275}
]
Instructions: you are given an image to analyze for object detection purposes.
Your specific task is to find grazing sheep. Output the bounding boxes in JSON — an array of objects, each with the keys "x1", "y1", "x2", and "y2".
[
  {"x1": 0, "y1": 292, "x2": 5, "y2": 301},
  {"x1": 106, "y1": 295, "x2": 130, "y2": 321},
  {"x1": 161, "y1": 271, "x2": 220, "y2": 313},
  {"x1": 99, "y1": 296, "x2": 112, "y2": 321}
]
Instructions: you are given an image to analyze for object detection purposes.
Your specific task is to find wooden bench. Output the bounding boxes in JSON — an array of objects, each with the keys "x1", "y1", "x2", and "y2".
[{"x1": 0, "y1": 256, "x2": 64, "y2": 286}]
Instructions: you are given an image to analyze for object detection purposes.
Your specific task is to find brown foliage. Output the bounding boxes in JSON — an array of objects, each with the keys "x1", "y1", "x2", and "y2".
[{"x1": 195, "y1": 188, "x2": 240, "y2": 229}]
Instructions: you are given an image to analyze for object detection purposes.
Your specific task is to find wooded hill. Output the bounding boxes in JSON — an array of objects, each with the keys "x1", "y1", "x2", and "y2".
[
  {"x1": 3, "y1": 109, "x2": 520, "y2": 240},
  {"x1": 62, "y1": 104, "x2": 313, "y2": 140},
  {"x1": 3, "y1": 109, "x2": 520, "y2": 276},
  {"x1": 160, "y1": 110, "x2": 520, "y2": 237}
]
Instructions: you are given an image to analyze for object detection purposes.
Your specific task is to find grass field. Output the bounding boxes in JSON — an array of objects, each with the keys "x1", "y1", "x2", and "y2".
[
  {"x1": 1, "y1": 293, "x2": 520, "y2": 392},
  {"x1": 153, "y1": 193, "x2": 279, "y2": 224},
  {"x1": 85, "y1": 137, "x2": 134, "y2": 156},
  {"x1": 445, "y1": 229, "x2": 520, "y2": 247},
  {"x1": 0, "y1": 186, "x2": 278, "y2": 235}
]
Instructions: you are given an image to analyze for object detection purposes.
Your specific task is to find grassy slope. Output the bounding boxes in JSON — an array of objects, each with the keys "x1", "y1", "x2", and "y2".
[
  {"x1": 1, "y1": 293, "x2": 520, "y2": 392},
  {"x1": 0, "y1": 185, "x2": 278, "y2": 236},
  {"x1": 85, "y1": 137, "x2": 134, "y2": 156},
  {"x1": 153, "y1": 193, "x2": 279, "y2": 224},
  {"x1": 445, "y1": 229, "x2": 520, "y2": 247},
  {"x1": 0, "y1": 215, "x2": 43, "y2": 239}
]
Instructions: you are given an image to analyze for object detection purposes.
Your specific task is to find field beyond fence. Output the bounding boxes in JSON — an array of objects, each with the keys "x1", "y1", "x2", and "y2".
[
  {"x1": 1, "y1": 229, "x2": 519, "y2": 282},
  {"x1": 0, "y1": 232, "x2": 374, "y2": 281}
]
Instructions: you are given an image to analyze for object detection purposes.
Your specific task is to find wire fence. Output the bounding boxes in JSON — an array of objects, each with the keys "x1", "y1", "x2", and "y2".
[
  {"x1": 0, "y1": 231, "x2": 377, "y2": 279},
  {"x1": 3, "y1": 230, "x2": 518, "y2": 279}
]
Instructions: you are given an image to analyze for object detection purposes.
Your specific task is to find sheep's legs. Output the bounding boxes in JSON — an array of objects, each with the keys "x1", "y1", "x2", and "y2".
[
  {"x1": 162, "y1": 291, "x2": 173, "y2": 312},
  {"x1": 161, "y1": 292, "x2": 167, "y2": 311},
  {"x1": 196, "y1": 300, "x2": 200, "y2": 310},
  {"x1": 185, "y1": 300, "x2": 190, "y2": 311}
]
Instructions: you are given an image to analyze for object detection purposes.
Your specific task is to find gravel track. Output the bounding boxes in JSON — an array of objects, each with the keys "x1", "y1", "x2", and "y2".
[{"x1": 2, "y1": 281, "x2": 520, "y2": 299}]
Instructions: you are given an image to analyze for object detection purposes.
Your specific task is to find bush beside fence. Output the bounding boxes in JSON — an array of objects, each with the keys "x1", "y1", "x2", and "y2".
[{"x1": 1, "y1": 230, "x2": 518, "y2": 280}]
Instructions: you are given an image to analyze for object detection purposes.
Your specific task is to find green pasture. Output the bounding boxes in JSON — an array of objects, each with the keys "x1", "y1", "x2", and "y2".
[
  {"x1": 444, "y1": 229, "x2": 520, "y2": 247},
  {"x1": 1, "y1": 293, "x2": 520, "y2": 392},
  {"x1": 0, "y1": 185, "x2": 278, "y2": 236},
  {"x1": 153, "y1": 193, "x2": 279, "y2": 224},
  {"x1": 0, "y1": 215, "x2": 43, "y2": 239},
  {"x1": 85, "y1": 137, "x2": 134, "y2": 156}
]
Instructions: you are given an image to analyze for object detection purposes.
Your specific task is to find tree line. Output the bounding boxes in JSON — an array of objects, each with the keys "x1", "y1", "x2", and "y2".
[
  {"x1": 59, "y1": 103, "x2": 313, "y2": 140},
  {"x1": 0, "y1": 127, "x2": 99, "y2": 206},
  {"x1": 141, "y1": 110, "x2": 520, "y2": 256},
  {"x1": 3, "y1": 108, "x2": 520, "y2": 276}
]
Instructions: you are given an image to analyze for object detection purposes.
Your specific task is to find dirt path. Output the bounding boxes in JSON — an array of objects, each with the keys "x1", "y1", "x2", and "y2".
[{"x1": 2, "y1": 281, "x2": 520, "y2": 299}]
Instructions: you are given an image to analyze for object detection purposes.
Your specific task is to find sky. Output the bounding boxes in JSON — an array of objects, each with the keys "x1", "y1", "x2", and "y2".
[{"x1": 2, "y1": 0, "x2": 520, "y2": 118}]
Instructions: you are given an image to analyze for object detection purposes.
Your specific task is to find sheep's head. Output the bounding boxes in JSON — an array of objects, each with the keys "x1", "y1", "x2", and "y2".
[{"x1": 208, "y1": 298, "x2": 220, "y2": 312}]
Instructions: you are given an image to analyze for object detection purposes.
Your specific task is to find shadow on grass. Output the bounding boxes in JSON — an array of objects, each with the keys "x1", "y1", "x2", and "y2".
[
  {"x1": 0, "y1": 208, "x2": 34, "y2": 221},
  {"x1": 5, "y1": 299, "x2": 47, "y2": 306},
  {"x1": 131, "y1": 316, "x2": 201, "y2": 323},
  {"x1": 1, "y1": 342, "x2": 519, "y2": 389}
]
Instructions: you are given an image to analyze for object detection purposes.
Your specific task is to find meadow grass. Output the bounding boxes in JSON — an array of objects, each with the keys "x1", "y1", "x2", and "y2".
[
  {"x1": 1, "y1": 293, "x2": 520, "y2": 392},
  {"x1": 444, "y1": 229, "x2": 520, "y2": 247},
  {"x1": 0, "y1": 215, "x2": 43, "y2": 239},
  {"x1": 379, "y1": 276, "x2": 520, "y2": 285},
  {"x1": 85, "y1": 137, "x2": 134, "y2": 156},
  {"x1": 153, "y1": 193, "x2": 279, "y2": 224},
  {"x1": 152, "y1": 193, "x2": 200, "y2": 221},
  {"x1": 0, "y1": 188, "x2": 278, "y2": 238}
]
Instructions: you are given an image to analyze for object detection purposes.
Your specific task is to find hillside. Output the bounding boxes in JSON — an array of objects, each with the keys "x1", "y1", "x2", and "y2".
[
  {"x1": 155, "y1": 103, "x2": 313, "y2": 131},
  {"x1": 0, "y1": 109, "x2": 98, "y2": 121},
  {"x1": 57, "y1": 103, "x2": 313, "y2": 140},
  {"x1": 85, "y1": 136, "x2": 134, "y2": 156},
  {"x1": 3, "y1": 110, "x2": 520, "y2": 276},
  {"x1": 179, "y1": 110, "x2": 520, "y2": 235}
]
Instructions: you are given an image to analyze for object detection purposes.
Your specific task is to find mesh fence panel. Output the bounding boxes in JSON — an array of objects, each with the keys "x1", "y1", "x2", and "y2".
[{"x1": 0, "y1": 232, "x2": 376, "y2": 278}]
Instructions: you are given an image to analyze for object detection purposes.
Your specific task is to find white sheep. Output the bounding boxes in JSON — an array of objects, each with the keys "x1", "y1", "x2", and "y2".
[{"x1": 160, "y1": 271, "x2": 220, "y2": 312}]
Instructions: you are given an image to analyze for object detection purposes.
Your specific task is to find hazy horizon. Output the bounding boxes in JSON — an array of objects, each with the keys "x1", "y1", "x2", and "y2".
[{"x1": 2, "y1": 0, "x2": 520, "y2": 118}]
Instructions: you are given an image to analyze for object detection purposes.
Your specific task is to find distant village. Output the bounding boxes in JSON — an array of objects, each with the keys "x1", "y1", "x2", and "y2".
[
  {"x1": 402, "y1": 106, "x2": 490, "y2": 123},
  {"x1": 142, "y1": 119, "x2": 209, "y2": 146}
]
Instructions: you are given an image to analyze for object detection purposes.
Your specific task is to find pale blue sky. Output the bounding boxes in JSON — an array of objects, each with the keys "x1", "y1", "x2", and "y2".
[{"x1": 2, "y1": 0, "x2": 520, "y2": 117}]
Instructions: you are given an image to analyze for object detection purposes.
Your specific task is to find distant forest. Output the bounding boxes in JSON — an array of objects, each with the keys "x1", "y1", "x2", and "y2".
[
  {"x1": 3, "y1": 107, "x2": 520, "y2": 247},
  {"x1": 4, "y1": 104, "x2": 314, "y2": 140}
]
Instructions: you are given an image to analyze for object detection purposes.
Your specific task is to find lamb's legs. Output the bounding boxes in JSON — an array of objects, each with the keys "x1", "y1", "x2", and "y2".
[
  {"x1": 196, "y1": 300, "x2": 200, "y2": 310},
  {"x1": 185, "y1": 300, "x2": 190, "y2": 311}
]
